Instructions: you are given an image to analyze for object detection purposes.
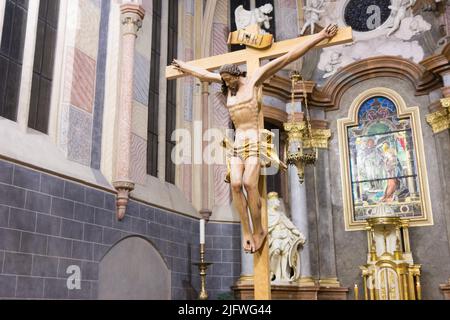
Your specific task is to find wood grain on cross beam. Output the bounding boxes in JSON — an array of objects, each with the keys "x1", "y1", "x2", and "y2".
[{"x1": 165, "y1": 27, "x2": 353, "y2": 80}]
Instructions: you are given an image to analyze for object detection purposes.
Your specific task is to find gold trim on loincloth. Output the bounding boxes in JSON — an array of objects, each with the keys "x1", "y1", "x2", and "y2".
[{"x1": 221, "y1": 129, "x2": 287, "y2": 183}]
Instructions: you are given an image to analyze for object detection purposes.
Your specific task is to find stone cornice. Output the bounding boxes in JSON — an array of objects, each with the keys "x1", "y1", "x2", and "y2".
[
  {"x1": 310, "y1": 56, "x2": 442, "y2": 110},
  {"x1": 120, "y1": 4, "x2": 146, "y2": 17},
  {"x1": 263, "y1": 50, "x2": 450, "y2": 111},
  {"x1": 262, "y1": 105, "x2": 288, "y2": 126},
  {"x1": 420, "y1": 43, "x2": 450, "y2": 78},
  {"x1": 420, "y1": 53, "x2": 450, "y2": 76}
]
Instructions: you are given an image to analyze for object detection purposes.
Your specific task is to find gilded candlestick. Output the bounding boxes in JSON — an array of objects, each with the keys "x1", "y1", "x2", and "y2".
[{"x1": 194, "y1": 243, "x2": 212, "y2": 300}]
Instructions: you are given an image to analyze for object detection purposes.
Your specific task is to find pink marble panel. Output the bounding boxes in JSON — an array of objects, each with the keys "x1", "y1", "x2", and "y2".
[
  {"x1": 70, "y1": 48, "x2": 96, "y2": 114},
  {"x1": 130, "y1": 134, "x2": 147, "y2": 185}
]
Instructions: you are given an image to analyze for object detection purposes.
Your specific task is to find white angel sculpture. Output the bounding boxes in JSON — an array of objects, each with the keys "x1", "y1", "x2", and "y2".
[
  {"x1": 300, "y1": 0, "x2": 325, "y2": 35},
  {"x1": 387, "y1": 0, "x2": 416, "y2": 37},
  {"x1": 234, "y1": 3, "x2": 274, "y2": 33},
  {"x1": 268, "y1": 192, "x2": 306, "y2": 283}
]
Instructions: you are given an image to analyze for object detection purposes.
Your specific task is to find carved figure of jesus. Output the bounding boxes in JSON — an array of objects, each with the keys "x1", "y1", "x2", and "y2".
[{"x1": 172, "y1": 24, "x2": 338, "y2": 253}]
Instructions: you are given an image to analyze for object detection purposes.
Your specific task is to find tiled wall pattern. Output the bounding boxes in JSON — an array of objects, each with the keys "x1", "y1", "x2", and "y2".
[
  {"x1": 59, "y1": 0, "x2": 101, "y2": 167},
  {"x1": 129, "y1": 134, "x2": 147, "y2": 185},
  {"x1": 133, "y1": 52, "x2": 151, "y2": 107},
  {"x1": 0, "y1": 160, "x2": 240, "y2": 299}
]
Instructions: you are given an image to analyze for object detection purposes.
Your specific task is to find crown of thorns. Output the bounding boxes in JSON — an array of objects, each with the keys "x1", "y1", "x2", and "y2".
[{"x1": 219, "y1": 64, "x2": 244, "y2": 77}]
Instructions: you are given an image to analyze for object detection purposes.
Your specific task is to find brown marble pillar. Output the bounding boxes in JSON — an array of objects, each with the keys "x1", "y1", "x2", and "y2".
[
  {"x1": 113, "y1": 4, "x2": 145, "y2": 220},
  {"x1": 431, "y1": 84, "x2": 450, "y2": 299}
]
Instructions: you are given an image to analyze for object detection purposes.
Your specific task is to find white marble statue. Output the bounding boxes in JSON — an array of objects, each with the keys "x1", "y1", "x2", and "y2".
[
  {"x1": 268, "y1": 192, "x2": 306, "y2": 283},
  {"x1": 234, "y1": 3, "x2": 274, "y2": 33},
  {"x1": 300, "y1": 0, "x2": 326, "y2": 35},
  {"x1": 387, "y1": 0, "x2": 416, "y2": 37}
]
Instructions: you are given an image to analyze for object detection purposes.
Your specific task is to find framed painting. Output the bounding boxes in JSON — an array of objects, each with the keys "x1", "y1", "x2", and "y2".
[{"x1": 338, "y1": 88, "x2": 433, "y2": 231}]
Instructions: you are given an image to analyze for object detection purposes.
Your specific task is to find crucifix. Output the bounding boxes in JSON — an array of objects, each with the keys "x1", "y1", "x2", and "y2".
[{"x1": 166, "y1": 24, "x2": 352, "y2": 300}]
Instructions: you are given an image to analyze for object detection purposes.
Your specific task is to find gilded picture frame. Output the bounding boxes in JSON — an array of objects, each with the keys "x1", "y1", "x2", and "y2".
[{"x1": 338, "y1": 88, "x2": 433, "y2": 231}]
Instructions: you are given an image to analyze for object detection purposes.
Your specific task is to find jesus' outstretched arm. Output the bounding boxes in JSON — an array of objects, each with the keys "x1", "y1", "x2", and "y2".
[
  {"x1": 171, "y1": 59, "x2": 222, "y2": 83},
  {"x1": 251, "y1": 24, "x2": 338, "y2": 85}
]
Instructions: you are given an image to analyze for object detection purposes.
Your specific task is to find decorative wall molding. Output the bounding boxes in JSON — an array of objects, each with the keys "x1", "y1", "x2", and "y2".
[
  {"x1": 311, "y1": 56, "x2": 442, "y2": 110},
  {"x1": 262, "y1": 105, "x2": 288, "y2": 126},
  {"x1": 266, "y1": 46, "x2": 450, "y2": 111}
]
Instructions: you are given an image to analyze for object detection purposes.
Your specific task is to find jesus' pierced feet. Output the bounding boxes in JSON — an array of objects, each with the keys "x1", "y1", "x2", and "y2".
[
  {"x1": 243, "y1": 229, "x2": 268, "y2": 254},
  {"x1": 243, "y1": 235, "x2": 256, "y2": 253}
]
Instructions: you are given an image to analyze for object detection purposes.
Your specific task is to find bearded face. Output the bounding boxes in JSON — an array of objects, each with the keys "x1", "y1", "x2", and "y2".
[{"x1": 221, "y1": 73, "x2": 240, "y2": 96}]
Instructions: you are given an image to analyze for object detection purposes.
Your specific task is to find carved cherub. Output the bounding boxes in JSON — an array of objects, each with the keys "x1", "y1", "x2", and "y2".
[{"x1": 300, "y1": 0, "x2": 326, "y2": 35}]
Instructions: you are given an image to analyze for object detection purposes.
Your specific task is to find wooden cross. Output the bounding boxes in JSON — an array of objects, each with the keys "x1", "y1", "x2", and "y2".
[
  {"x1": 166, "y1": 27, "x2": 352, "y2": 80},
  {"x1": 166, "y1": 27, "x2": 353, "y2": 300}
]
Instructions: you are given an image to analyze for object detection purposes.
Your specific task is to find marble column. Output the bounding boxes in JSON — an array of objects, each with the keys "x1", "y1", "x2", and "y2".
[
  {"x1": 427, "y1": 80, "x2": 450, "y2": 297},
  {"x1": 429, "y1": 86, "x2": 450, "y2": 250},
  {"x1": 439, "y1": 83, "x2": 450, "y2": 247},
  {"x1": 315, "y1": 148, "x2": 340, "y2": 287},
  {"x1": 284, "y1": 102, "x2": 315, "y2": 285},
  {"x1": 288, "y1": 140, "x2": 314, "y2": 285},
  {"x1": 113, "y1": 4, "x2": 145, "y2": 220}
]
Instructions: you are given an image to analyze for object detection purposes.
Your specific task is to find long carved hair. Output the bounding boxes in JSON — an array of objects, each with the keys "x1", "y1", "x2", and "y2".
[{"x1": 219, "y1": 64, "x2": 247, "y2": 96}]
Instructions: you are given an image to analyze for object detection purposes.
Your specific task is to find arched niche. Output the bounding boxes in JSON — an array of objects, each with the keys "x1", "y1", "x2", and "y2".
[{"x1": 98, "y1": 236, "x2": 171, "y2": 300}]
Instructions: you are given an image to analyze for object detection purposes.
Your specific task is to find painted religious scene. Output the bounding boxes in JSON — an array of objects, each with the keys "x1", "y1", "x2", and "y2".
[{"x1": 348, "y1": 97, "x2": 422, "y2": 221}]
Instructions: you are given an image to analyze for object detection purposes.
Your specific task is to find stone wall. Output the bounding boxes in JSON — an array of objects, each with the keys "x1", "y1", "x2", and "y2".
[{"x1": 0, "y1": 159, "x2": 240, "y2": 299}]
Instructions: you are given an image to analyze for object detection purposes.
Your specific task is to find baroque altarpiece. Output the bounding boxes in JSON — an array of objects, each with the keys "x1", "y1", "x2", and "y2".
[{"x1": 338, "y1": 88, "x2": 433, "y2": 300}]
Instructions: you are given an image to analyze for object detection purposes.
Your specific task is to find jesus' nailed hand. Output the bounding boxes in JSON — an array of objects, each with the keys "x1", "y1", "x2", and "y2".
[{"x1": 171, "y1": 24, "x2": 338, "y2": 254}]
